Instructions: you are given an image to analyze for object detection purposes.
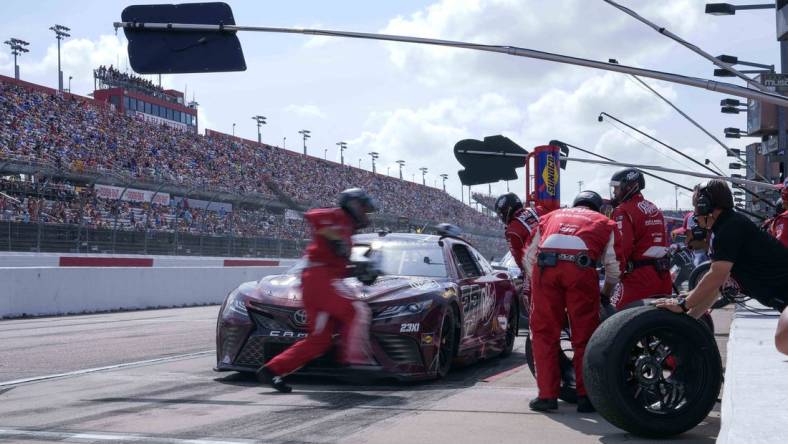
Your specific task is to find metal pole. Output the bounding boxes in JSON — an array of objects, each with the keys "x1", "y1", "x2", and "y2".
[
  {"x1": 781, "y1": 40, "x2": 788, "y2": 182},
  {"x1": 626, "y1": 72, "x2": 767, "y2": 182},
  {"x1": 57, "y1": 37, "x2": 62, "y2": 91},
  {"x1": 14, "y1": 52, "x2": 18, "y2": 80},
  {"x1": 602, "y1": 0, "x2": 767, "y2": 91},
  {"x1": 112, "y1": 21, "x2": 788, "y2": 108}
]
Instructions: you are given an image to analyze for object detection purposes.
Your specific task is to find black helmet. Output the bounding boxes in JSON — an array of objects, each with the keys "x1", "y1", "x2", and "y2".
[
  {"x1": 338, "y1": 188, "x2": 378, "y2": 228},
  {"x1": 610, "y1": 168, "x2": 645, "y2": 206},
  {"x1": 494, "y1": 193, "x2": 523, "y2": 224},
  {"x1": 572, "y1": 190, "x2": 603, "y2": 212}
]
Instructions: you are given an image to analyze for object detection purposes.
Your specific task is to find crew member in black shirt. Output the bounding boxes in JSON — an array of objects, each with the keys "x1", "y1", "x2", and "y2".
[{"x1": 656, "y1": 179, "x2": 788, "y2": 355}]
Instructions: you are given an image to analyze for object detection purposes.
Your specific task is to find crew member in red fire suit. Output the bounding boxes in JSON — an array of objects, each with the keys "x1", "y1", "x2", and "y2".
[
  {"x1": 608, "y1": 169, "x2": 672, "y2": 309},
  {"x1": 767, "y1": 183, "x2": 788, "y2": 247},
  {"x1": 523, "y1": 191, "x2": 623, "y2": 413},
  {"x1": 494, "y1": 193, "x2": 540, "y2": 273},
  {"x1": 256, "y1": 188, "x2": 379, "y2": 393}
]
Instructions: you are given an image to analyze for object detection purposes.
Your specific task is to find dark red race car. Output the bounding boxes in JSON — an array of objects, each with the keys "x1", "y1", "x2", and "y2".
[{"x1": 215, "y1": 231, "x2": 521, "y2": 380}]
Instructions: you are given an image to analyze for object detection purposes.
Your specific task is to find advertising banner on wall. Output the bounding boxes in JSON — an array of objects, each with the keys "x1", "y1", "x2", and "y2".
[
  {"x1": 171, "y1": 196, "x2": 233, "y2": 213},
  {"x1": 94, "y1": 184, "x2": 170, "y2": 205}
]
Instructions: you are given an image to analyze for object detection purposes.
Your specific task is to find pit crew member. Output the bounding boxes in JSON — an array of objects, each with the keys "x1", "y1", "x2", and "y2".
[
  {"x1": 609, "y1": 168, "x2": 672, "y2": 309},
  {"x1": 524, "y1": 190, "x2": 623, "y2": 412},
  {"x1": 256, "y1": 188, "x2": 379, "y2": 392},
  {"x1": 656, "y1": 180, "x2": 788, "y2": 356}
]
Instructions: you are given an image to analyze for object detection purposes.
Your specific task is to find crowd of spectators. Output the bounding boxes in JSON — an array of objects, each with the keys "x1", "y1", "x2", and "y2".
[
  {"x1": 0, "y1": 78, "x2": 501, "y2": 234},
  {"x1": 93, "y1": 65, "x2": 177, "y2": 102}
]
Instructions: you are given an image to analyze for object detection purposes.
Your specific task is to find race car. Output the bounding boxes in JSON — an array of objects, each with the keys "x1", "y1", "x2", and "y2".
[{"x1": 215, "y1": 231, "x2": 521, "y2": 380}]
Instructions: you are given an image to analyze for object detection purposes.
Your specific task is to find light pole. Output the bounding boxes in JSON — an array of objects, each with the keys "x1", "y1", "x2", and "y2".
[
  {"x1": 396, "y1": 160, "x2": 405, "y2": 179},
  {"x1": 336, "y1": 141, "x2": 347, "y2": 165},
  {"x1": 232, "y1": 123, "x2": 236, "y2": 137},
  {"x1": 4, "y1": 38, "x2": 29, "y2": 80},
  {"x1": 324, "y1": 148, "x2": 328, "y2": 160},
  {"x1": 578, "y1": 180, "x2": 584, "y2": 193},
  {"x1": 358, "y1": 158, "x2": 362, "y2": 168},
  {"x1": 419, "y1": 167, "x2": 428, "y2": 186},
  {"x1": 68, "y1": 75, "x2": 72, "y2": 93},
  {"x1": 440, "y1": 173, "x2": 448, "y2": 192},
  {"x1": 283, "y1": 137, "x2": 286, "y2": 148},
  {"x1": 251, "y1": 115, "x2": 266, "y2": 143},
  {"x1": 368, "y1": 152, "x2": 379, "y2": 173},
  {"x1": 298, "y1": 129, "x2": 311, "y2": 155},
  {"x1": 706, "y1": 1, "x2": 788, "y2": 183},
  {"x1": 49, "y1": 24, "x2": 70, "y2": 92},
  {"x1": 675, "y1": 185, "x2": 679, "y2": 211}
]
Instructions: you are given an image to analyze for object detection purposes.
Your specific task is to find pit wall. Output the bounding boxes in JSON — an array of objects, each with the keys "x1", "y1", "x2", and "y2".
[{"x1": 0, "y1": 253, "x2": 297, "y2": 318}]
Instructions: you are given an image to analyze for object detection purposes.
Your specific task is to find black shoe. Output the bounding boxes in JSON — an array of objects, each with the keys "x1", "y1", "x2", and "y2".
[
  {"x1": 255, "y1": 366, "x2": 292, "y2": 393},
  {"x1": 577, "y1": 396, "x2": 595, "y2": 413},
  {"x1": 529, "y1": 397, "x2": 558, "y2": 412}
]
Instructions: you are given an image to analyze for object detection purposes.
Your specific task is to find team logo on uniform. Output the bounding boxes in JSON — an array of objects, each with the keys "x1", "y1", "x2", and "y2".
[{"x1": 292, "y1": 309, "x2": 308, "y2": 326}]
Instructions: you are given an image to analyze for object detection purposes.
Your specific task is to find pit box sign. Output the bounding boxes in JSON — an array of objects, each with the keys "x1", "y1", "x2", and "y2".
[{"x1": 747, "y1": 73, "x2": 788, "y2": 136}]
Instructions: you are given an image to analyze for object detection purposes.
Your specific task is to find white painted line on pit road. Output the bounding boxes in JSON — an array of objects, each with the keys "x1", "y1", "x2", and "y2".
[
  {"x1": 0, "y1": 350, "x2": 214, "y2": 387},
  {"x1": 0, "y1": 428, "x2": 258, "y2": 443}
]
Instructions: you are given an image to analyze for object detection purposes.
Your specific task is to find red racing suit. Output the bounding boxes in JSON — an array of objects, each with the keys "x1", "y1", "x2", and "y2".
[
  {"x1": 768, "y1": 211, "x2": 788, "y2": 248},
  {"x1": 524, "y1": 207, "x2": 623, "y2": 399},
  {"x1": 610, "y1": 193, "x2": 672, "y2": 309},
  {"x1": 504, "y1": 207, "x2": 541, "y2": 311},
  {"x1": 265, "y1": 208, "x2": 373, "y2": 376}
]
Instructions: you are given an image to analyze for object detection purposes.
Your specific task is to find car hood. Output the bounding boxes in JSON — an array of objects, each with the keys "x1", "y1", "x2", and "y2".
[{"x1": 252, "y1": 272, "x2": 452, "y2": 304}]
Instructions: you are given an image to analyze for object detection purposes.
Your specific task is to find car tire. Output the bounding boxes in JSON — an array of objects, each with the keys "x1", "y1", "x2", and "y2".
[
  {"x1": 688, "y1": 262, "x2": 711, "y2": 291},
  {"x1": 499, "y1": 301, "x2": 519, "y2": 358},
  {"x1": 583, "y1": 306, "x2": 722, "y2": 438},
  {"x1": 436, "y1": 307, "x2": 458, "y2": 379},
  {"x1": 525, "y1": 332, "x2": 577, "y2": 404}
]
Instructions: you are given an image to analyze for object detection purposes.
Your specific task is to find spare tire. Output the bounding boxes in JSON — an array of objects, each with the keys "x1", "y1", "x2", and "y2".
[{"x1": 584, "y1": 306, "x2": 722, "y2": 438}]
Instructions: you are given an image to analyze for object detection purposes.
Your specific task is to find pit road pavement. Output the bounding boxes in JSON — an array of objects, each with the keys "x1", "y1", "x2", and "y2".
[{"x1": 0, "y1": 306, "x2": 731, "y2": 443}]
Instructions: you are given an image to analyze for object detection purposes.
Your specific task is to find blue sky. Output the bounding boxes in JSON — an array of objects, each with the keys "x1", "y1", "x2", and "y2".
[{"x1": 0, "y1": 1, "x2": 782, "y2": 210}]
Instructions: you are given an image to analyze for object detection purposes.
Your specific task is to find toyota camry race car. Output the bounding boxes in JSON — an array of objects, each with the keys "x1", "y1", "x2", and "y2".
[{"x1": 215, "y1": 232, "x2": 521, "y2": 380}]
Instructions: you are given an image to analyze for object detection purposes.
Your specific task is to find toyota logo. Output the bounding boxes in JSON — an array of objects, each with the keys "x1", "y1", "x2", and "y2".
[{"x1": 292, "y1": 309, "x2": 308, "y2": 326}]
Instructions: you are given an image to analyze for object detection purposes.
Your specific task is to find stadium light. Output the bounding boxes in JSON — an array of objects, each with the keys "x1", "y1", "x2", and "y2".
[
  {"x1": 4, "y1": 38, "x2": 30, "y2": 80},
  {"x1": 714, "y1": 68, "x2": 772, "y2": 77},
  {"x1": 725, "y1": 147, "x2": 742, "y2": 157},
  {"x1": 716, "y1": 54, "x2": 774, "y2": 70},
  {"x1": 419, "y1": 167, "x2": 428, "y2": 186},
  {"x1": 368, "y1": 152, "x2": 379, "y2": 173},
  {"x1": 440, "y1": 173, "x2": 449, "y2": 192},
  {"x1": 251, "y1": 115, "x2": 266, "y2": 143},
  {"x1": 705, "y1": 3, "x2": 775, "y2": 15},
  {"x1": 729, "y1": 163, "x2": 743, "y2": 169},
  {"x1": 49, "y1": 24, "x2": 70, "y2": 91},
  {"x1": 720, "y1": 98, "x2": 742, "y2": 107},
  {"x1": 396, "y1": 160, "x2": 405, "y2": 179},
  {"x1": 336, "y1": 141, "x2": 347, "y2": 165},
  {"x1": 724, "y1": 127, "x2": 753, "y2": 139},
  {"x1": 298, "y1": 129, "x2": 311, "y2": 155},
  {"x1": 721, "y1": 105, "x2": 746, "y2": 114}
]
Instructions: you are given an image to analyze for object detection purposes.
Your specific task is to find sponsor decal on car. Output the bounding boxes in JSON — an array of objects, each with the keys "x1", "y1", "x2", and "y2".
[
  {"x1": 409, "y1": 278, "x2": 441, "y2": 291},
  {"x1": 400, "y1": 322, "x2": 420, "y2": 333},
  {"x1": 421, "y1": 333, "x2": 434, "y2": 345},
  {"x1": 269, "y1": 331, "x2": 308, "y2": 338}
]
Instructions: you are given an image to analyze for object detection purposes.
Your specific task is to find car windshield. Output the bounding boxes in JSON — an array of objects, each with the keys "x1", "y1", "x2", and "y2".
[
  {"x1": 353, "y1": 242, "x2": 447, "y2": 278},
  {"x1": 500, "y1": 251, "x2": 515, "y2": 268}
]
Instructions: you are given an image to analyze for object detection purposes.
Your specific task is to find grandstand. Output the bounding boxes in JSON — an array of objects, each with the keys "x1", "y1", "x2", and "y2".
[{"x1": 0, "y1": 74, "x2": 507, "y2": 258}]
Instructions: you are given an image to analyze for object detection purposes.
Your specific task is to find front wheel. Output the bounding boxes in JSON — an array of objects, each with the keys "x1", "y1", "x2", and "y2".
[
  {"x1": 499, "y1": 301, "x2": 519, "y2": 358},
  {"x1": 436, "y1": 308, "x2": 458, "y2": 379}
]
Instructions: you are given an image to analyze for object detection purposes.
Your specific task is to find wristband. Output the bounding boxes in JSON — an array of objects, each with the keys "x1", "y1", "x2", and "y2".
[{"x1": 677, "y1": 296, "x2": 689, "y2": 313}]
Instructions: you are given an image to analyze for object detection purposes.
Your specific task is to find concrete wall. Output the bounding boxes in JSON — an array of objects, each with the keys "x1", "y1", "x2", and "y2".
[
  {"x1": 0, "y1": 266, "x2": 289, "y2": 318},
  {"x1": 0, "y1": 252, "x2": 298, "y2": 268}
]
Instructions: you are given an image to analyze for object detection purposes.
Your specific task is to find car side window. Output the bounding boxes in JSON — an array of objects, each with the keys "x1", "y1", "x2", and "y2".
[
  {"x1": 471, "y1": 247, "x2": 493, "y2": 275},
  {"x1": 452, "y1": 244, "x2": 482, "y2": 278}
]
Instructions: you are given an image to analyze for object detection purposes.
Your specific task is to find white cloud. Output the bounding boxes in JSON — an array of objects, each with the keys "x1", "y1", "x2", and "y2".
[
  {"x1": 380, "y1": 0, "x2": 704, "y2": 88},
  {"x1": 284, "y1": 104, "x2": 327, "y2": 119}
]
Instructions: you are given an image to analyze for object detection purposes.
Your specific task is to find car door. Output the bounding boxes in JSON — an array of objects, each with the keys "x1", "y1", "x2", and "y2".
[
  {"x1": 468, "y1": 245, "x2": 508, "y2": 339},
  {"x1": 451, "y1": 243, "x2": 490, "y2": 345}
]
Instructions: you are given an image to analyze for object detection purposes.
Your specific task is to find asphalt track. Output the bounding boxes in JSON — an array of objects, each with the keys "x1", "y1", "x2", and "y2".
[{"x1": 0, "y1": 306, "x2": 731, "y2": 443}]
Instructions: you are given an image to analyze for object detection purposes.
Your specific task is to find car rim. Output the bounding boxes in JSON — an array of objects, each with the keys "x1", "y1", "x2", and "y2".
[
  {"x1": 439, "y1": 313, "x2": 454, "y2": 369},
  {"x1": 624, "y1": 330, "x2": 701, "y2": 415}
]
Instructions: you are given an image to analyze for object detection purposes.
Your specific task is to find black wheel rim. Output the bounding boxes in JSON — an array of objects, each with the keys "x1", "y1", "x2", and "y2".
[
  {"x1": 623, "y1": 328, "x2": 703, "y2": 415},
  {"x1": 439, "y1": 312, "x2": 455, "y2": 371}
]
